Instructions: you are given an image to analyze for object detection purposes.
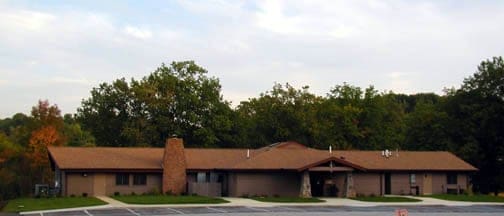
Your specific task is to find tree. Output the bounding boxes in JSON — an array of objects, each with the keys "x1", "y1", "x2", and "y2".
[
  {"x1": 77, "y1": 61, "x2": 233, "y2": 147},
  {"x1": 447, "y1": 56, "x2": 504, "y2": 194},
  {"x1": 0, "y1": 132, "x2": 22, "y2": 200},
  {"x1": 236, "y1": 83, "x2": 322, "y2": 148}
]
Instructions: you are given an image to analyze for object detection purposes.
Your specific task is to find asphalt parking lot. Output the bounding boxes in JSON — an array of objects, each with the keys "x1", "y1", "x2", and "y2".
[{"x1": 22, "y1": 205, "x2": 504, "y2": 216}]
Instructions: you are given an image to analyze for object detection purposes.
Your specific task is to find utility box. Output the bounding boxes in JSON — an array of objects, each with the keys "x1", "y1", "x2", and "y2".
[{"x1": 34, "y1": 184, "x2": 49, "y2": 197}]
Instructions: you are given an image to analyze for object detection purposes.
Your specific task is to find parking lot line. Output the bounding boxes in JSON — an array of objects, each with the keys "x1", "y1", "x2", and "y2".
[
  {"x1": 126, "y1": 208, "x2": 140, "y2": 216},
  {"x1": 83, "y1": 210, "x2": 92, "y2": 216},
  {"x1": 206, "y1": 207, "x2": 227, "y2": 213}
]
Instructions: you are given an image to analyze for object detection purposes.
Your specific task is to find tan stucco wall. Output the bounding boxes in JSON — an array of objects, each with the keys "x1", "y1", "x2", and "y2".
[
  {"x1": 229, "y1": 172, "x2": 301, "y2": 197},
  {"x1": 65, "y1": 172, "x2": 162, "y2": 196},
  {"x1": 431, "y1": 173, "x2": 445, "y2": 194},
  {"x1": 390, "y1": 173, "x2": 409, "y2": 195},
  {"x1": 352, "y1": 173, "x2": 381, "y2": 196},
  {"x1": 66, "y1": 173, "x2": 94, "y2": 196},
  {"x1": 430, "y1": 173, "x2": 468, "y2": 194}
]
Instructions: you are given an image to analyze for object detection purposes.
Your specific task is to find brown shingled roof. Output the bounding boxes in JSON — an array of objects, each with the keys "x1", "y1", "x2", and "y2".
[{"x1": 48, "y1": 142, "x2": 477, "y2": 172}]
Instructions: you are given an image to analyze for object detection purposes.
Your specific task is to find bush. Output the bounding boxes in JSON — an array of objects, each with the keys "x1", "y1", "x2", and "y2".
[
  {"x1": 148, "y1": 187, "x2": 160, "y2": 195},
  {"x1": 241, "y1": 193, "x2": 250, "y2": 198},
  {"x1": 165, "y1": 190, "x2": 173, "y2": 196},
  {"x1": 114, "y1": 192, "x2": 120, "y2": 196},
  {"x1": 369, "y1": 193, "x2": 376, "y2": 197},
  {"x1": 191, "y1": 193, "x2": 198, "y2": 196},
  {"x1": 130, "y1": 192, "x2": 136, "y2": 196},
  {"x1": 273, "y1": 194, "x2": 280, "y2": 198},
  {"x1": 70, "y1": 194, "x2": 75, "y2": 197},
  {"x1": 82, "y1": 193, "x2": 88, "y2": 197}
]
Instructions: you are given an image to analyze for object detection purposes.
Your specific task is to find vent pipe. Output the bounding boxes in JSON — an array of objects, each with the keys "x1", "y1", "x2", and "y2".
[
  {"x1": 329, "y1": 145, "x2": 332, "y2": 154},
  {"x1": 246, "y1": 149, "x2": 250, "y2": 159}
]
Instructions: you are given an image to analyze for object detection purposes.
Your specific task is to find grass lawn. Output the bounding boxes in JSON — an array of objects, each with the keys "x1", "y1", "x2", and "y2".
[
  {"x1": 251, "y1": 197, "x2": 325, "y2": 203},
  {"x1": 2, "y1": 197, "x2": 107, "y2": 212},
  {"x1": 351, "y1": 196, "x2": 422, "y2": 202},
  {"x1": 111, "y1": 195, "x2": 229, "y2": 204},
  {"x1": 426, "y1": 194, "x2": 504, "y2": 202}
]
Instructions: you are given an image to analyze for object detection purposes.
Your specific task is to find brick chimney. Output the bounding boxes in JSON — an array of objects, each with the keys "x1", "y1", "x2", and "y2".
[{"x1": 162, "y1": 137, "x2": 187, "y2": 195}]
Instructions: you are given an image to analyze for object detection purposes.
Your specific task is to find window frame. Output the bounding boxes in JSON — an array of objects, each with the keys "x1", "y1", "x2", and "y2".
[
  {"x1": 116, "y1": 173, "x2": 129, "y2": 186},
  {"x1": 409, "y1": 173, "x2": 416, "y2": 184},
  {"x1": 447, "y1": 173, "x2": 458, "y2": 184},
  {"x1": 133, "y1": 174, "x2": 147, "y2": 185}
]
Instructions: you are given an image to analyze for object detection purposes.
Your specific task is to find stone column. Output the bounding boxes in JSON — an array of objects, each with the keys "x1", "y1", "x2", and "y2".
[
  {"x1": 345, "y1": 172, "x2": 356, "y2": 198},
  {"x1": 162, "y1": 138, "x2": 187, "y2": 195},
  {"x1": 299, "y1": 170, "x2": 312, "y2": 198}
]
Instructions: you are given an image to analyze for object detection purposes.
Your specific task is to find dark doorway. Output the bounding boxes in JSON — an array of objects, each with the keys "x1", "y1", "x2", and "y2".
[
  {"x1": 310, "y1": 172, "x2": 325, "y2": 197},
  {"x1": 384, "y1": 173, "x2": 391, "y2": 195}
]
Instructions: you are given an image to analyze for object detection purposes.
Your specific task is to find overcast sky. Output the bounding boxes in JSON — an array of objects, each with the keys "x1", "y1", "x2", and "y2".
[{"x1": 1, "y1": 0, "x2": 503, "y2": 117}]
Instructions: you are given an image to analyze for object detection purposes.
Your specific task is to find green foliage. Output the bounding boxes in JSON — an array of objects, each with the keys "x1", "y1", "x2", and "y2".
[
  {"x1": 426, "y1": 194, "x2": 504, "y2": 202},
  {"x1": 77, "y1": 61, "x2": 232, "y2": 147},
  {"x1": 2, "y1": 197, "x2": 107, "y2": 212}
]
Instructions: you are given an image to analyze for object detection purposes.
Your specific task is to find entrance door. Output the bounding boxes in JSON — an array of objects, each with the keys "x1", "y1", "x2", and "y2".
[
  {"x1": 423, "y1": 173, "x2": 432, "y2": 195},
  {"x1": 93, "y1": 174, "x2": 106, "y2": 196},
  {"x1": 384, "y1": 173, "x2": 391, "y2": 195},
  {"x1": 310, "y1": 172, "x2": 324, "y2": 197}
]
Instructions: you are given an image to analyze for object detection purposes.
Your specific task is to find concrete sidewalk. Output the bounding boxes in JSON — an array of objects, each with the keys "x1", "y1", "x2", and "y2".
[{"x1": 19, "y1": 196, "x2": 504, "y2": 215}]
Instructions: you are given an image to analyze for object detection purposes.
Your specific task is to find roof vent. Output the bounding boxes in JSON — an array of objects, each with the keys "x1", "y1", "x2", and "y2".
[{"x1": 382, "y1": 149, "x2": 392, "y2": 158}]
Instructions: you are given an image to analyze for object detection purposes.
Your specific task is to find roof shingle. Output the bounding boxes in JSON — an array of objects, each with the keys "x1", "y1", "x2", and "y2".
[{"x1": 48, "y1": 142, "x2": 477, "y2": 172}]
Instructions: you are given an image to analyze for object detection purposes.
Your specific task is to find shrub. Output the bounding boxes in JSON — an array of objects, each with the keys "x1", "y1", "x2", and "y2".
[
  {"x1": 70, "y1": 194, "x2": 75, "y2": 197},
  {"x1": 82, "y1": 193, "x2": 88, "y2": 197},
  {"x1": 148, "y1": 187, "x2": 160, "y2": 195},
  {"x1": 165, "y1": 190, "x2": 173, "y2": 196},
  {"x1": 273, "y1": 194, "x2": 280, "y2": 198},
  {"x1": 114, "y1": 192, "x2": 120, "y2": 196},
  {"x1": 191, "y1": 193, "x2": 198, "y2": 196},
  {"x1": 369, "y1": 193, "x2": 376, "y2": 197},
  {"x1": 131, "y1": 192, "x2": 136, "y2": 196},
  {"x1": 241, "y1": 193, "x2": 250, "y2": 198}
]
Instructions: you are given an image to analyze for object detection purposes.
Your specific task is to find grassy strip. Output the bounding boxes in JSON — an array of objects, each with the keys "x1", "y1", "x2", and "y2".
[
  {"x1": 251, "y1": 197, "x2": 325, "y2": 203},
  {"x1": 426, "y1": 194, "x2": 504, "y2": 202},
  {"x1": 112, "y1": 195, "x2": 229, "y2": 204},
  {"x1": 351, "y1": 196, "x2": 421, "y2": 202},
  {"x1": 2, "y1": 197, "x2": 107, "y2": 212}
]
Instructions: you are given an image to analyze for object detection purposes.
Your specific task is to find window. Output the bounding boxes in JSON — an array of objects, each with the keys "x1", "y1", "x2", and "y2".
[
  {"x1": 133, "y1": 174, "x2": 147, "y2": 185},
  {"x1": 447, "y1": 173, "x2": 458, "y2": 184},
  {"x1": 410, "y1": 174, "x2": 416, "y2": 184},
  {"x1": 116, "y1": 173, "x2": 129, "y2": 185},
  {"x1": 196, "y1": 172, "x2": 209, "y2": 183}
]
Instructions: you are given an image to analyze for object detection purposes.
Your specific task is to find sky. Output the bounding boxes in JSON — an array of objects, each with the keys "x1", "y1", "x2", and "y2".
[{"x1": 1, "y1": 0, "x2": 504, "y2": 117}]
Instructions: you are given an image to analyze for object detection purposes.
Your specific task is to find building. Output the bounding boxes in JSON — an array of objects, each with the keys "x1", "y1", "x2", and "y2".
[{"x1": 48, "y1": 138, "x2": 477, "y2": 198}]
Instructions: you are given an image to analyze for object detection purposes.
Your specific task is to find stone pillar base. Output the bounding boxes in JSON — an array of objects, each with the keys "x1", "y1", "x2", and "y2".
[{"x1": 299, "y1": 170, "x2": 312, "y2": 198}]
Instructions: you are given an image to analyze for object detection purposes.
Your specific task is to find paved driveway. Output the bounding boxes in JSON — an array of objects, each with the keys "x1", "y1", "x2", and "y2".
[{"x1": 22, "y1": 205, "x2": 504, "y2": 216}]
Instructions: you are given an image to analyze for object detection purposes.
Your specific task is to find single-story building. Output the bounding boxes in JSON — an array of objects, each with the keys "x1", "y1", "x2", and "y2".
[{"x1": 48, "y1": 138, "x2": 477, "y2": 198}]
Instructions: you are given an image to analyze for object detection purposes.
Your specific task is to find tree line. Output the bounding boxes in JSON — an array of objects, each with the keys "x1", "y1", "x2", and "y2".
[{"x1": 1, "y1": 58, "x2": 503, "y2": 200}]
